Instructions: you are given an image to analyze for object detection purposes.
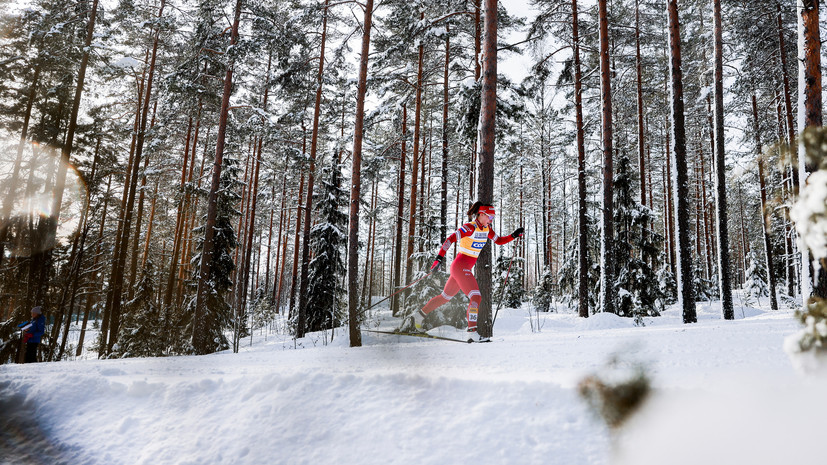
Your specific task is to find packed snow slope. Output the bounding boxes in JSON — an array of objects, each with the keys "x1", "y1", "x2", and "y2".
[{"x1": 2, "y1": 297, "x2": 825, "y2": 465}]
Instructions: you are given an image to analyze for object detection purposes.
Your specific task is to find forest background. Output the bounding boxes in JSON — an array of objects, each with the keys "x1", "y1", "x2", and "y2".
[{"x1": 1, "y1": 0, "x2": 826, "y2": 361}]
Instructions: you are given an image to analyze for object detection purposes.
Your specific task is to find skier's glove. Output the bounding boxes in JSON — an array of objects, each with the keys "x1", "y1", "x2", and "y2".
[
  {"x1": 512, "y1": 227, "x2": 525, "y2": 238},
  {"x1": 430, "y1": 255, "x2": 445, "y2": 272}
]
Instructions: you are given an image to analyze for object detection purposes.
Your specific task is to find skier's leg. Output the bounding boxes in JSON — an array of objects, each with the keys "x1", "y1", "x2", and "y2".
[
  {"x1": 452, "y1": 259, "x2": 482, "y2": 332},
  {"x1": 421, "y1": 276, "x2": 460, "y2": 315}
]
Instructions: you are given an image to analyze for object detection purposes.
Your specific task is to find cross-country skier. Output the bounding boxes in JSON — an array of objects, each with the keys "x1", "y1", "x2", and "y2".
[{"x1": 410, "y1": 201, "x2": 524, "y2": 338}]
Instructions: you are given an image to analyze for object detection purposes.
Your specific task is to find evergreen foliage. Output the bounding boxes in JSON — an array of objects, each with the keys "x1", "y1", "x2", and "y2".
[
  {"x1": 185, "y1": 152, "x2": 241, "y2": 354},
  {"x1": 533, "y1": 266, "x2": 556, "y2": 313},
  {"x1": 743, "y1": 250, "x2": 770, "y2": 298},
  {"x1": 112, "y1": 261, "x2": 166, "y2": 358},
  {"x1": 304, "y1": 160, "x2": 348, "y2": 333},
  {"x1": 611, "y1": 154, "x2": 665, "y2": 321},
  {"x1": 493, "y1": 252, "x2": 524, "y2": 309}
]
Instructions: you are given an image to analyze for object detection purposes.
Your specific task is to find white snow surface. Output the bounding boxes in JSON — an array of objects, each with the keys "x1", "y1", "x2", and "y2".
[{"x1": 2, "y1": 297, "x2": 824, "y2": 465}]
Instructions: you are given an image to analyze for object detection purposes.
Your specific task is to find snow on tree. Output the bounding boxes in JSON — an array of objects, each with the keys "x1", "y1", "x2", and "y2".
[
  {"x1": 611, "y1": 153, "x2": 664, "y2": 321},
  {"x1": 304, "y1": 160, "x2": 348, "y2": 334},
  {"x1": 112, "y1": 261, "x2": 166, "y2": 358},
  {"x1": 493, "y1": 251, "x2": 524, "y2": 309},
  {"x1": 533, "y1": 266, "x2": 556, "y2": 313},
  {"x1": 743, "y1": 250, "x2": 770, "y2": 299},
  {"x1": 185, "y1": 153, "x2": 241, "y2": 355}
]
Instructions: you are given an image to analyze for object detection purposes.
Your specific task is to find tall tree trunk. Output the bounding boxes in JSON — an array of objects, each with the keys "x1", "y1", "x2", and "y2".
[
  {"x1": 164, "y1": 110, "x2": 197, "y2": 309},
  {"x1": 573, "y1": 0, "x2": 589, "y2": 318},
  {"x1": 405, "y1": 16, "x2": 426, "y2": 287},
  {"x1": 667, "y1": 0, "x2": 696, "y2": 323},
  {"x1": 78, "y1": 174, "x2": 111, "y2": 356},
  {"x1": 797, "y1": 0, "x2": 824, "y2": 300},
  {"x1": 288, "y1": 129, "x2": 307, "y2": 319},
  {"x1": 0, "y1": 64, "x2": 40, "y2": 266},
  {"x1": 44, "y1": 0, "x2": 99, "y2": 253},
  {"x1": 107, "y1": 1, "x2": 164, "y2": 353},
  {"x1": 236, "y1": 59, "x2": 271, "y2": 349},
  {"x1": 635, "y1": 0, "x2": 646, "y2": 207},
  {"x1": 391, "y1": 105, "x2": 407, "y2": 316},
  {"x1": 296, "y1": 0, "x2": 330, "y2": 338},
  {"x1": 753, "y1": 92, "x2": 779, "y2": 310},
  {"x1": 712, "y1": 0, "x2": 734, "y2": 319},
  {"x1": 441, "y1": 26, "x2": 450, "y2": 243},
  {"x1": 192, "y1": 0, "x2": 241, "y2": 354},
  {"x1": 347, "y1": 0, "x2": 375, "y2": 347},
  {"x1": 597, "y1": 0, "x2": 615, "y2": 315},
  {"x1": 777, "y1": 1, "x2": 798, "y2": 189},
  {"x1": 475, "y1": 0, "x2": 497, "y2": 338}
]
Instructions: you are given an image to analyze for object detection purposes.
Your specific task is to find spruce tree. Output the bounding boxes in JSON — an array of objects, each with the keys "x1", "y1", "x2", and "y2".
[
  {"x1": 112, "y1": 261, "x2": 166, "y2": 358},
  {"x1": 304, "y1": 160, "x2": 348, "y2": 334},
  {"x1": 612, "y1": 153, "x2": 664, "y2": 321},
  {"x1": 493, "y1": 252, "x2": 524, "y2": 309},
  {"x1": 185, "y1": 153, "x2": 241, "y2": 354}
]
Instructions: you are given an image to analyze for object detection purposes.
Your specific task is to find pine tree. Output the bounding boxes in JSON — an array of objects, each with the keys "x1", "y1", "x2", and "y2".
[
  {"x1": 493, "y1": 252, "x2": 524, "y2": 309},
  {"x1": 186, "y1": 154, "x2": 241, "y2": 354},
  {"x1": 112, "y1": 261, "x2": 166, "y2": 358},
  {"x1": 612, "y1": 153, "x2": 664, "y2": 321},
  {"x1": 743, "y1": 250, "x2": 770, "y2": 299},
  {"x1": 304, "y1": 160, "x2": 348, "y2": 334},
  {"x1": 533, "y1": 266, "x2": 556, "y2": 313}
]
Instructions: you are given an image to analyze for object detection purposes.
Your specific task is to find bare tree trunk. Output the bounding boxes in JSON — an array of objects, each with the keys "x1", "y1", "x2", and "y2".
[
  {"x1": 475, "y1": 0, "x2": 497, "y2": 338},
  {"x1": 107, "y1": 1, "x2": 164, "y2": 353},
  {"x1": 405, "y1": 17, "x2": 425, "y2": 287},
  {"x1": 0, "y1": 64, "x2": 40, "y2": 266},
  {"x1": 296, "y1": 0, "x2": 330, "y2": 338},
  {"x1": 635, "y1": 0, "x2": 646, "y2": 207},
  {"x1": 288, "y1": 128, "x2": 307, "y2": 319},
  {"x1": 236, "y1": 60, "x2": 271, "y2": 349},
  {"x1": 777, "y1": 1, "x2": 798, "y2": 190},
  {"x1": 441, "y1": 26, "x2": 450, "y2": 243},
  {"x1": 164, "y1": 110, "x2": 197, "y2": 308},
  {"x1": 752, "y1": 92, "x2": 779, "y2": 310},
  {"x1": 597, "y1": 0, "x2": 615, "y2": 315},
  {"x1": 573, "y1": 0, "x2": 589, "y2": 318},
  {"x1": 797, "y1": 0, "x2": 824, "y2": 299},
  {"x1": 391, "y1": 105, "x2": 407, "y2": 316},
  {"x1": 347, "y1": 0, "x2": 375, "y2": 347},
  {"x1": 712, "y1": 0, "x2": 734, "y2": 319},
  {"x1": 192, "y1": 0, "x2": 241, "y2": 354},
  {"x1": 667, "y1": 0, "x2": 696, "y2": 323},
  {"x1": 77, "y1": 173, "x2": 111, "y2": 356}
]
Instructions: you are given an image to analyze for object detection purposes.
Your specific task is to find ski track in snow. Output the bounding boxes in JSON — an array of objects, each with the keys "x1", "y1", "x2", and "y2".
[{"x1": 0, "y1": 299, "x2": 820, "y2": 465}]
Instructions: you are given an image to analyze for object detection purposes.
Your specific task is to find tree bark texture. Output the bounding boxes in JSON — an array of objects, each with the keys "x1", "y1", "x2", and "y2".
[
  {"x1": 347, "y1": 0, "x2": 375, "y2": 347},
  {"x1": 667, "y1": 0, "x2": 696, "y2": 323}
]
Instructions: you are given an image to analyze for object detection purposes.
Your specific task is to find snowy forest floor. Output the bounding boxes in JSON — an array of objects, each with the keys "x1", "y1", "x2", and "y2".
[{"x1": 2, "y1": 292, "x2": 825, "y2": 465}]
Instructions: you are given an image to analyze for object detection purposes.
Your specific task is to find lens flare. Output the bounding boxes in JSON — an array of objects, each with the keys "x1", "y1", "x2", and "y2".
[{"x1": 0, "y1": 140, "x2": 89, "y2": 257}]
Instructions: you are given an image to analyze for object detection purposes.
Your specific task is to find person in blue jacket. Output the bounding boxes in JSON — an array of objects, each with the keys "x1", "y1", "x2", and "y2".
[{"x1": 22, "y1": 306, "x2": 46, "y2": 363}]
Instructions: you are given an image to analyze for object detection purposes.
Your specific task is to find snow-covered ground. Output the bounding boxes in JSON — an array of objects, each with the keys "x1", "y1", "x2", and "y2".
[{"x1": 1, "y1": 295, "x2": 823, "y2": 465}]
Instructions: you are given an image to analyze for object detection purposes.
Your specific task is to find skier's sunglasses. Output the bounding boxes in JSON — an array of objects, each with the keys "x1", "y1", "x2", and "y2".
[{"x1": 478, "y1": 206, "x2": 495, "y2": 220}]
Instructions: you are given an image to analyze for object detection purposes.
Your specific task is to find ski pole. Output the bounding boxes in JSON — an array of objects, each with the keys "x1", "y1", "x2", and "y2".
[
  {"x1": 492, "y1": 239, "x2": 522, "y2": 328},
  {"x1": 361, "y1": 270, "x2": 435, "y2": 314}
]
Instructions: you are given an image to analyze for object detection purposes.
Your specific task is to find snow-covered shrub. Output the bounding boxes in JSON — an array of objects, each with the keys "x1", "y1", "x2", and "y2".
[
  {"x1": 113, "y1": 261, "x2": 167, "y2": 358},
  {"x1": 493, "y1": 252, "x2": 524, "y2": 309},
  {"x1": 533, "y1": 266, "x2": 556, "y2": 313},
  {"x1": 304, "y1": 160, "x2": 347, "y2": 333},
  {"x1": 743, "y1": 250, "x2": 770, "y2": 298}
]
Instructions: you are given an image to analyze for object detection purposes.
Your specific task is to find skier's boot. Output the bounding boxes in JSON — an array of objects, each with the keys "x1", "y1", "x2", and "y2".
[
  {"x1": 411, "y1": 309, "x2": 426, "y2": 332},
  {"x1": 466, "y1": 328, "x2": 490, "y2": 343}
]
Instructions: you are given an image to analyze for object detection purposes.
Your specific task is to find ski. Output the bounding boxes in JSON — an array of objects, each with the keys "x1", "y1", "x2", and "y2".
[{"x1": 363, "y1": 329, "x2": 487, "y2": 344}]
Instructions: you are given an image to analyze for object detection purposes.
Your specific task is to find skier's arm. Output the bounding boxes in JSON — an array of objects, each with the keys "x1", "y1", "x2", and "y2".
[
  {"x1": 489, "y1": 227, "x2": 524, "y2": 245},
  {"x1": 436, "y1": 224, "x2": 475, "y2": 258}
]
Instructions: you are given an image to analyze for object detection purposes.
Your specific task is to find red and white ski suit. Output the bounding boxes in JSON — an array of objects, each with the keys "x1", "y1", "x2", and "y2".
[{"x1": 421, "y1": 220, "x2": 516, "y2": 331}]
